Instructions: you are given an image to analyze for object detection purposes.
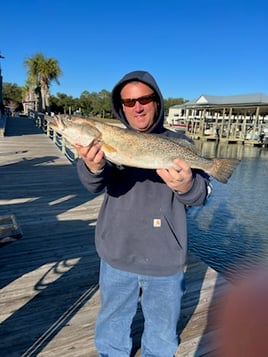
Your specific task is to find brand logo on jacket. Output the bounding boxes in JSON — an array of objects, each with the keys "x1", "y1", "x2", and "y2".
[{"x1": 153, "y1": 218, "x2": 161, "y2": 227}]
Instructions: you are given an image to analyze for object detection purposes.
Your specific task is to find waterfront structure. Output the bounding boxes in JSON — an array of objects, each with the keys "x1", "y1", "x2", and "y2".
[{"x1": 166, "y1": 93, "x2": 268, "y2": 143}]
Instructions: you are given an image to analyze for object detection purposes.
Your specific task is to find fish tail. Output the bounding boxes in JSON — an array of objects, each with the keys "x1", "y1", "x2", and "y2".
[{"x1": 209, "y1": 158, "x2": 240, "y2": 183}]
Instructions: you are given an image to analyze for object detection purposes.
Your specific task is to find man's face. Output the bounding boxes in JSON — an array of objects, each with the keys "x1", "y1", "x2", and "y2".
[{"x1": 120, "y1": 82, "x2": 158, "y2": 132}]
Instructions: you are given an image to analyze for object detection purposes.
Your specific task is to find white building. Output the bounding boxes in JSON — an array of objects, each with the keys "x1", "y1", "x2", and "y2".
[{"x1": 166, "y1": 93, "x2": 268, "y2": 141}]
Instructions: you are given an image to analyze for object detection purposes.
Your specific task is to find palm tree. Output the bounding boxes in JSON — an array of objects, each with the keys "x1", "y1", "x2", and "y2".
[{"x1": 24, "y1": 53, "x2": 62, "y2": 112}]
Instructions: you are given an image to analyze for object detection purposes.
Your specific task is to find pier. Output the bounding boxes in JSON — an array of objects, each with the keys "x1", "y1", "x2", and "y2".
[
  {"x1": 0, "y1": 116, "x2": 230, "y2": 356},
  {"x1": 167, "y1": 93, "x2": 268, "y2": 147}
]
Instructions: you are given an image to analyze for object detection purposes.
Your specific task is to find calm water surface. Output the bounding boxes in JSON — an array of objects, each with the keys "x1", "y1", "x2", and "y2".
[{"x1": 187, "y1": 142, "x2": 268, "y2": 279}]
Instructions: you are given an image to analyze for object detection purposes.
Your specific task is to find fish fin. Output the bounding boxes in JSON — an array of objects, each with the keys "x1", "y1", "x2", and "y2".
[
  {"x1": 101, "y1": 143, "x2": 117, "y2": 153},
  {"x1": 165, "y1": 136, "x2": 202, "y2": 155},
  {"x1": 177, "y1": 138, "x2": 202, "y2": 155},
  {"x1": 209, "y1": 158, "x2": 240, "y2": 183}
]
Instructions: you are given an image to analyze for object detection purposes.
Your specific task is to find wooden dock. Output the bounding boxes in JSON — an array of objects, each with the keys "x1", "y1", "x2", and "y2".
[{"x1": 0, "y1": 116, "x2": 230, "y2": 356}]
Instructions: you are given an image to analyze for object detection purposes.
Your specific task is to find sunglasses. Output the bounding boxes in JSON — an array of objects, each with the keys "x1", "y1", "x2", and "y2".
[{"x1": 121, "y1": 93, "x2": 156, "y2": 107}]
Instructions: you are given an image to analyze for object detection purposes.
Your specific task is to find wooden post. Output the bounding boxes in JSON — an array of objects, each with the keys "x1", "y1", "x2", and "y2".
[
  {"x1": 220, "y1": 108, "x2": 226, "y2": 137},
  {"x1": 215, "y1": 111, "x2": 219, "y2": 137},
  {"x1": 252, "y1": 106, "x2": 260, "y2": 138},
  {"x1": 226, "y1": 108, "x2": 233, "y2": 139},
  {"x1": 239, "y1": 111, "x2": 246, "y2": 140},
  {"x1": 199, "y1": 109, "x2": 206, "y2": 138},
  {"x1": 53, "y1": 129, "x2": 57, "y2": 143},
  {"x1": 233, "y1": 112, "x2": 239, "y2": 138},
  {"x1": 62, "y1": 137, "x2": 66, "y2": 155}
]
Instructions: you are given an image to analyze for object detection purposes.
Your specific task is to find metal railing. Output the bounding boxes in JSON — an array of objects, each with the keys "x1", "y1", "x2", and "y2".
[{"x1": 28, "y1": 110, "x2": 78, "y2": 163}]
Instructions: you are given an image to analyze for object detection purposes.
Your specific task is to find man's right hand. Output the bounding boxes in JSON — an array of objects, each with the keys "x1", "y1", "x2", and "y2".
[{"x1": 75, "y1": 143, "x2": 106, "y2": 173}]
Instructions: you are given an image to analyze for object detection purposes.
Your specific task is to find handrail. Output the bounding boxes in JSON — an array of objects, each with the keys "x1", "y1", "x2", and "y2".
[{"x1": 28, "y1": 110, "x2": 78, "y2": 163}]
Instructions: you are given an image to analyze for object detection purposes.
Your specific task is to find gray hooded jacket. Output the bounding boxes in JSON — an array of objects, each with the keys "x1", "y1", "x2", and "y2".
[{"x1": 77, "y1": 70, "x2": 209, "y2": 276}]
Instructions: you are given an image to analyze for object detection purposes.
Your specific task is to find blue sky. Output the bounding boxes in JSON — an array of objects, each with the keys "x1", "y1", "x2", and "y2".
[{"x1": 1, "y1": 0, "x2": 267, "y2": 101}]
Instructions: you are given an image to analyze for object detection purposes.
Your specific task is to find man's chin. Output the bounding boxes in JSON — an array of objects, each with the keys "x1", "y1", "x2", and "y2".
[{"x1": 135, "y1": 122, "x2": 153, "y2": 132}]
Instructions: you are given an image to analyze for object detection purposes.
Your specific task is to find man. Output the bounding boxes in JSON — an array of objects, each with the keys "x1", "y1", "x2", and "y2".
[{"x1": 76, "y1": 70, "x2": 210, "y2": 356}]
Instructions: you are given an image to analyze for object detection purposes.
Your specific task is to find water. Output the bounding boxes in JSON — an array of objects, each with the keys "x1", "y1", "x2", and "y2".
[{"x1": 187, "y1": 142, "x2": 268, "y2": 280}]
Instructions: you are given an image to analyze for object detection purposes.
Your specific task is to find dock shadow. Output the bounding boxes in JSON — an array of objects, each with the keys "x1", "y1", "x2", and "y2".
[
  {"x1": 0, "y1": 151, "x2": 103, "y2": 355},
  {"x1": 4, "y1": 116, "x2": 44, "y2": 136}
]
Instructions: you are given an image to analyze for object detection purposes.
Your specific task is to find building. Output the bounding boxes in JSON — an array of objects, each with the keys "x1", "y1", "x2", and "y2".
[{"x1": 166, "y1": 93, "x2": 268, "y2": 143}]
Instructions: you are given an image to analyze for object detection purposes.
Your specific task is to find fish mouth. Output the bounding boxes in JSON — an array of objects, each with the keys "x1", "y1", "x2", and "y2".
[
  {"x1": 45, "y1": 115, "x2": 65, "y2": 131},
  {"x1": 45, "y1": 115, "x2": 58, "y2": 126}
]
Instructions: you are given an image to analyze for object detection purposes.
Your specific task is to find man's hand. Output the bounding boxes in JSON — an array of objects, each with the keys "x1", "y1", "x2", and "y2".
[
  {"x1": 75, "y1": 143, "x2": 105, "y2": 173},
  {"x1": 156, "y1": 158, "x2": 193, "y2": 193}
]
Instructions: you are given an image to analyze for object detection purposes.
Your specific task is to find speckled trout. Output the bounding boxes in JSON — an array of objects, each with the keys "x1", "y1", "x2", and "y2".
[{"x1": 47, "y1": 115, "x2": 239, "y2": 183}]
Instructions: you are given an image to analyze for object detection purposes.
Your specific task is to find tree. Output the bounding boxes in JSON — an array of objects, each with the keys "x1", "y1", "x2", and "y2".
[
  {"x1": 2, "y1": 82, "x2": 23, "y2": 113},
  {"x1": 3, "y1": 83, "x2": 23, "y2": 102},
  {"x1": 98, "y1": 89, "x2": 112, "y2": 118},
  {"x1": 164, "y1": 97, "x2": 187, "y2": 115},
  {"x1": 89, "y1": 89, "x2": 111, "y2": 118},
  {"x1": 79, "y1": 90, "x2": 93, "y2": 116},
  {"x1": 24, "y1": 53, "x2": 62, "y2": 112},
  {"x1": 50, "y1": 92, "x2": 78, "y2": 114}
]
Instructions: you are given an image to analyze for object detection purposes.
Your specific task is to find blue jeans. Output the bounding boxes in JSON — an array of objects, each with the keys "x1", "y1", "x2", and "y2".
[{"x1": 95, "y1": 259, "x2": 185, "y2": 357}]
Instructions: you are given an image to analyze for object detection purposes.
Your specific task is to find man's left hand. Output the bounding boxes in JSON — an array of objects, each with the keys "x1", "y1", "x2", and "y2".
[{"x1": 156, "y1": 158, "x2": 193, "y2": 193}]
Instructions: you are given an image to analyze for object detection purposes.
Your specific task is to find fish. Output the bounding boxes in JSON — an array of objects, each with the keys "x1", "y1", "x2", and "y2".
[{"x1": 46, "y1": 115, "x2": 240, "y2": 183}]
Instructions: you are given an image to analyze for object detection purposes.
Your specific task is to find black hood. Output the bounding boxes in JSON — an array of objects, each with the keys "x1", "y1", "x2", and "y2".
[{"x1": 111, "y1": 70, "x2": 165, "y2": 133}]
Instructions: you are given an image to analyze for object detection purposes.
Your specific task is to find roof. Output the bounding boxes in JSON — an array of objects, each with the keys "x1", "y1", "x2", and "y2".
[
  {"x1": 196, "y1": 93, "x2": 268, "y2": 105},
  {"x1": 171, "y1": 93, "x2": 268, "y2": 109}
]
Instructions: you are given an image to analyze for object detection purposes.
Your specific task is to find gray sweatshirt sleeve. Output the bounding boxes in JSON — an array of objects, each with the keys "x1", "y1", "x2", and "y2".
[
  {"x1": 76, "y1": 159, "x2": 107, "y2": 193},
  {"x1": 175, "y1": 171, "x2": 211, "y2": 207}
]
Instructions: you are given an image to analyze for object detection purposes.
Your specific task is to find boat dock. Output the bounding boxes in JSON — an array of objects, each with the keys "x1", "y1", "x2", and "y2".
[
  {"x1": 166, "y1": 93, "x2": 268, "y2": 148},
  {"x1": 0, "y1": 116, "x2": 230, "y2": 356}
]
